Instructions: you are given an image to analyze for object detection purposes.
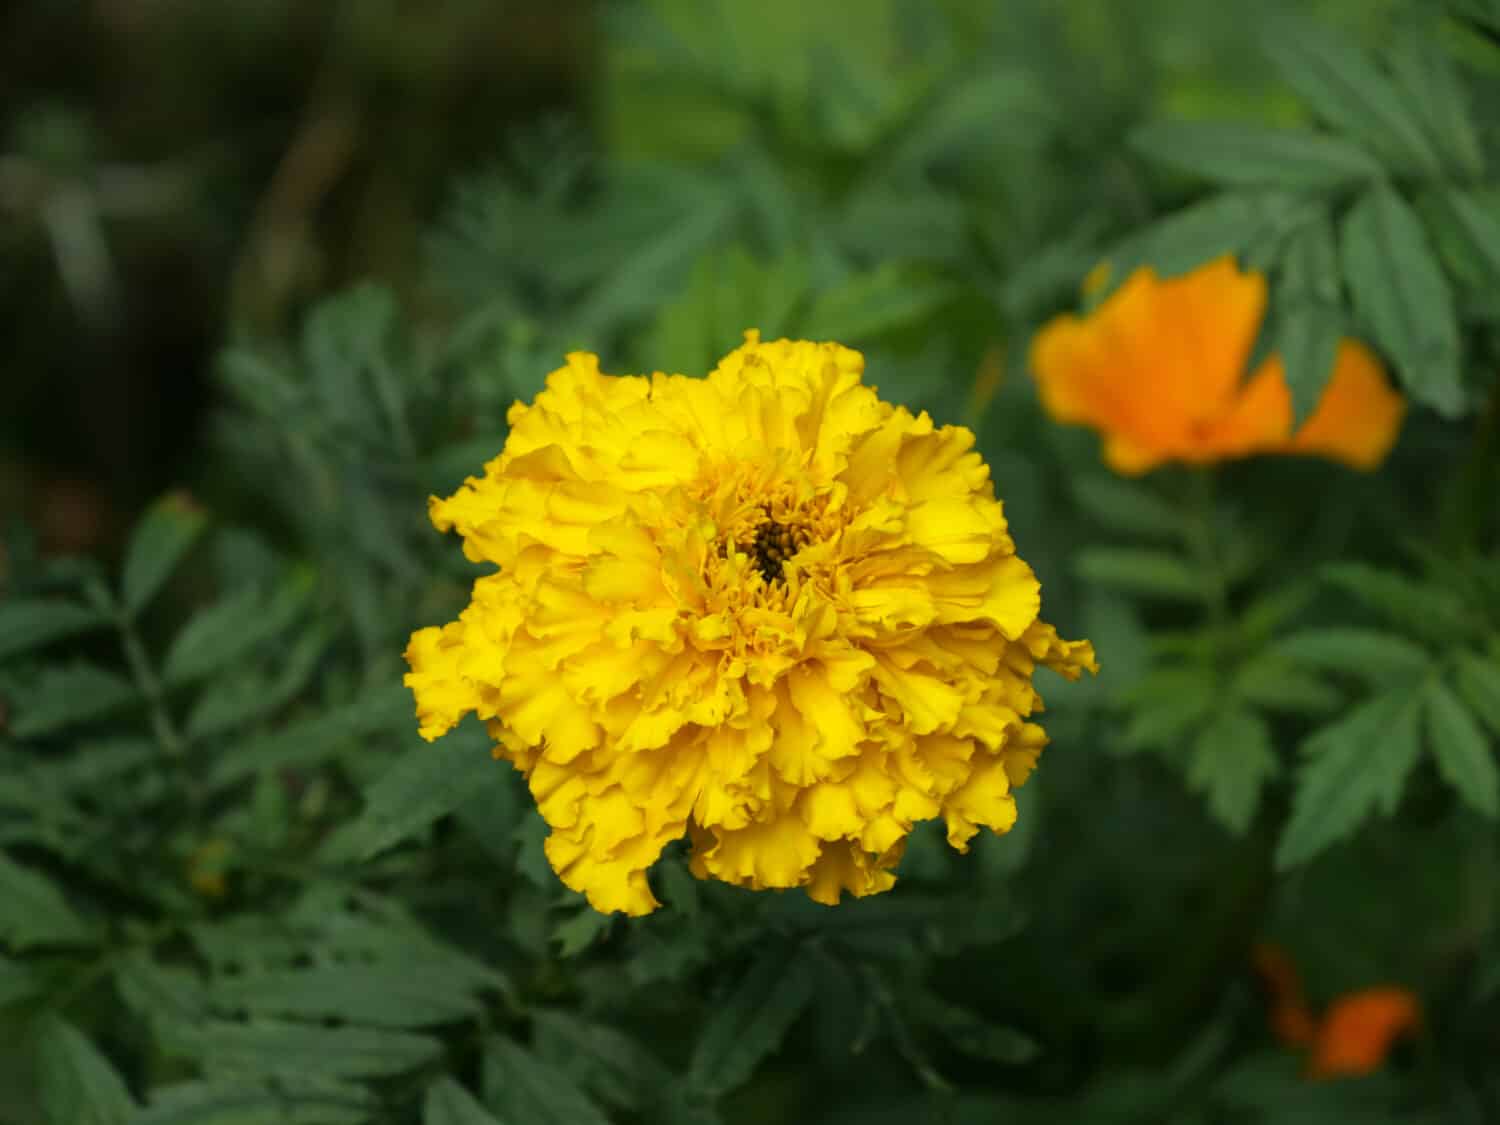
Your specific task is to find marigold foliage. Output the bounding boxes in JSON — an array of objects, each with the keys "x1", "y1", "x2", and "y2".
[
  {"x1": 1029, "y1": 256, "x2": 1407, "y2": 474},
  {"x1": 405, "y1": 332, "x2": 1095, "y2": 915}
]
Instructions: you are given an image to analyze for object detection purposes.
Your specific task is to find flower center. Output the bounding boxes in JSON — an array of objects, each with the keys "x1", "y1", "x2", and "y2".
[{"x1": 748, "y1": 517, "x2": 805, "y2": 584}]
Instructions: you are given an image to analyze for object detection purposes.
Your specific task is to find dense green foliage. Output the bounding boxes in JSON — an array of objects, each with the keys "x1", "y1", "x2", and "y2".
[{"x1": 4, "y1": 0, "x2": 1500, "y2": 1121}]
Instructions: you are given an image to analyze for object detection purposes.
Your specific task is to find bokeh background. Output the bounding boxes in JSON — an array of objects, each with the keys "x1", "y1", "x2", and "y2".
[{"x1": 4, "y1": 1, "x2": 1500, "y2": 1123}]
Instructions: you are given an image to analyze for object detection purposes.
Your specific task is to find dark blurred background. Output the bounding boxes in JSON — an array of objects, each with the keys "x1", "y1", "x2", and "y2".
[{"x1": 1, "y1": 0, "x2": 589, "y2": 557}]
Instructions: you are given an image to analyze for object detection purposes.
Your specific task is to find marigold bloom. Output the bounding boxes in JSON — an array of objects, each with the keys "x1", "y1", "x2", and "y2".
[
  {"x1": 1029, "y1": 257, "x2": 1405, "y2": 474},
  {"x1": 405, "y1": 332, "x2": 1095, "y2": 915},
  {"x1": 1307, "y1": 988, "x2": 1421, "y2": 1080}
]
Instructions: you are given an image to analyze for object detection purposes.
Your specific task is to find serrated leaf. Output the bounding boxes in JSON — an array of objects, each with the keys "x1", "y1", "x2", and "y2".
[
  {"x1": 0, "y1": 853, "x2": 98, "y2": 950},
  {"x1": 135, "y1": 1079, "x2": 376, "y2": 1125},
  {"x1": 1322, "y1": 562, "x2": 1471, "y2": 641},
  {"x1": 34, "y1": 1014, "x2": 136, "y2": 1125},
  {"x1": 204, "y1": 683, "x2": 413, "y2": 790},
  {"x1": 1188, "y1": 709, "x2": 1279, "y2": 834},
  {"x1": 1232, "y1": 656, "x2": 1342, "y2": 716},
  {"x1": 163, "y1": 572, "x2": 313, "y2": 685},
  {"x1": 1129, "y1": 121, "x2": 1381, "y2": 190},
  {"x1": 0, "y1": 599, "x2": 108, "y2": 661},
  {"x1": 1275, "y1": 217, "x2": 1343, "y2": 425},
  {"x1": 800, "y1": 263, "x2": 952, "y2": 343},
  {"x1": 208, "y1": 964, "x2": 482, "y2": 1028},
  {"x1": 114, "y1": 949, "x2": 208, "y2": 1032},
  {"x1": 482, "y1": 1037, "x2": 612, "y2": 1125},
  {"x1": 1439, "y1": 188, "x2": 1500, "y2": 288},
  {"x1": 424, "y1": 1079, "x2": 505, "y2": 1125},
  {"x1": 0, "y1": 953, "x2": 45, "y2": 1006},
  {"x1": 1274, "y1": 627, "x2": 1432, "y2": 685},
  {"x1": 184, "y1": 626, "x2": 327, "y2": 740},
  {"x1": 1424, "y1": 679, "x2": 1499, "y2": 816},
  {"x1": 688, "y1": 946, "x2": 815, "y2": 1099},
  {"x1": 1263, "y1": 18, "x2": 1443, "y2": 176},
  {"x1": 1277, "y1": 691, "x2": 1423, "y2": 867},
  {"x1": 549, "y1": 909, "x2": 612, "y2": 958},
  {"x1": 1112, "y1": 191, "x2": 1321, "y2": 279},
  {"x1": 1456, "y1": 652, "x2": 1500, "y2": 735},
  {"x1": 906, "y1": 986, "x2": 1039, "y2": 1064},
  {"x1": 1386, "y1": 30, "x2": 1484, "y2": 178},
  {"x1": 121, "y1": 495, "x2": 207, "y2": 616},
  {"x1": 1070, "y1": 477, "x2": 1185, "y2": 540},
  {"x1": 9, "y1": 663, "x2": 138, "y2": 739},
  {"x1": 531, "y1": 1010, "x2": 672, "y2": 1112},
  {"x1": 643, "y1": 246, "x2": 807, "y2": 375},
  {"x1": 166, "y1": 1020, "x2": 441, "y2": 1080},
  {"x1": 1340, "y1": 186, "x2": 1464, "y2": 416},
  {"x1": 319, "y1": 723, "x2": 505, "y2": 863},
  {"x1": 1074, "y1": 548, "x2": 1205, "y2": 602},
  {"x1": 208, "y1": 966, "x2": 480, "y2": 1038}
]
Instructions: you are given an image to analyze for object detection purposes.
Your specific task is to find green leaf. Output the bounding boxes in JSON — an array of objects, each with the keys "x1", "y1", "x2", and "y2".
[
  {"x1": 1386, "y1": 30, "x2": 1484, "y2": 179},
  {"x1": 425, "y1": 1079, "x2": 505, "y2": 1125},
  {"x1": 1340, "y1": 186, "x2": 1464, "y2": 416},
  {"x1": 1275, "y1": 218, "x2": 1343, "y2": 424},
  {"x1": 1074, "y1": 548, "x2": 1205, "y2": 602},
  {"x1": 1263, "y1": 18, "x2": 1443, "y2": 176},
  {"x1": 1456, "y1": 652, "x2": 1500, "y2": 735},
  {"x1": 163, "y1": 572, "x2": 313, "y2": 685},
  {"x1": 1322, "y1": 562, "x2": 1471, "y2": 641},
  {"x1": 121, "y1": 495, "x2": 207, "y2": 616},
  {"x1": 204, "y1": 683, "x2": 413, "y2": 790},
  {"x1": 482, "y1": 1037, "x2": 612, "y2": 1125},
  {"x1": 531, "y1": 1010, "x2": 672, "y2": 1112},
  {"x1": 643, "y1": 246, "x2": 808, "y2": 375},
  {"x1": 134, "y1": 1079, "x2": 376, "y2": 1125},
  {"x1": 688, "y1": 946, "x2": 815, "y2": 1099},
  {"x1": 164, "y1": 1020, "x2": 442, "y2": 1080},
  {"x1": 1424, "y1": 679, "x2": 1499, "y2": 816},
  {"x1": 319, "y1": 724, "x2": 507, "y2": 863},
  {"x1": 0, "y1": 853, "x2": 97, "y2": 950},
  {"x1": 1129, "y1": 121, "x2": 1381, "y2": 190},
  {"x1": 799, "y1": 263, "x2": 953, "y2": 343},
  {"x1": 0, "y1": 953, "x2": 45, "y2": 1006},
  {"x1": 1277, "y1": 692, "x2": 1424, "y2": 867},
  {"x1": 1070, "y1": 477, "x2": 1186, "y2": 540},
  {"x1": 184, "y1": 626, "x2": 327, "y2": 740},
  {"x1": 34, "y1": 1014, "x2": 136, "y2": 1125},
  {"x1": 1188, "y1": 709, "x2": 1280, "y2": 834},
  {"x1": 10, "y1": 663, "x2": 137, "y2": 739},
  {"x1": 1231, "y1": 656, "x2": 1342, "y2": 716},
  {"x1": 0, "y1": 599, "x2": 108, "y2": 661},
  {"x1": 1275, "y1": 627, "x2": 1432, "y2": 685},
  {"x1": 113, "y1": 949, "x2": 208, "y2": 1033},
  {"x1": 1113, "y1": 192, "x2": 1321, "y2": 279},
  {"x1": 1438, "y1": 188, "x2": 1500, "y2": 287},
  {"x1": 208, "y1": 963, "x2": 483, "y2": 1028}
]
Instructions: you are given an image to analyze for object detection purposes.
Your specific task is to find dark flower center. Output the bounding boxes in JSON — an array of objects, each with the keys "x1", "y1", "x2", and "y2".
[{"x1": 749, "y1": 518, "x2": 804, "y2": 584}]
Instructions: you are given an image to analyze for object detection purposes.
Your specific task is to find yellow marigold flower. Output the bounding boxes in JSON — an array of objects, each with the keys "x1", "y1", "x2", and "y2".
[
  {"x1": 405, "y1": 332, "x2": 1095, "y2": 915},
  {"x1": 1029, "y1": 256, "x2": 1406, "y2": 475}
]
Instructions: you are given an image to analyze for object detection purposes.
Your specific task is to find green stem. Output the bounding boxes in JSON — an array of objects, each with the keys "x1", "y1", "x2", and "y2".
[{"x1": 1186, "y1": 469, "x2": 1230, "y2": 632}]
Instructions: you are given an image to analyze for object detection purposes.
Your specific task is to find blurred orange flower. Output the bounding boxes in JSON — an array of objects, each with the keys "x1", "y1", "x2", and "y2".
[
  {"x1": 1252, "y1": 943, "x2": 1420, "y2": 1081},
  {"x1": 1307, "y1": 987, "x2": 1422, "y2": 1080},
  {"x1": 1029, "y1": 257, "x2": 1406, "y2": 475}
]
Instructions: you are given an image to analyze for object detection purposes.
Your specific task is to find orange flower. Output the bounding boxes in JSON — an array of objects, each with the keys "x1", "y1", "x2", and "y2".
[
  {"x1": 1252, "y1": 942, "x2": 1317, "y2": 1048},
  {"x1": 1307, "y1": 987, "x2": 1421, "y2": 1080},
  {"x1": 1029, "y1": 257, "x2": 1406, "y2": 475},
  {"x1": 1252, "y1": 943, "x2": 1421, "y2": 1081}
]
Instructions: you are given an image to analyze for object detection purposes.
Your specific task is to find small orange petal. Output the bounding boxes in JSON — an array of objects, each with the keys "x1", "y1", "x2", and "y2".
[
  {"x1": 1307, "y1": 987, "x2": 1421, "y2": 1080},
  {"x1": 1251, "y1": 942, "x2": 1317, "y2": 1048},
  {"x1": 1285, "y1": 341, "x2": 1406, "y2": 470}
]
